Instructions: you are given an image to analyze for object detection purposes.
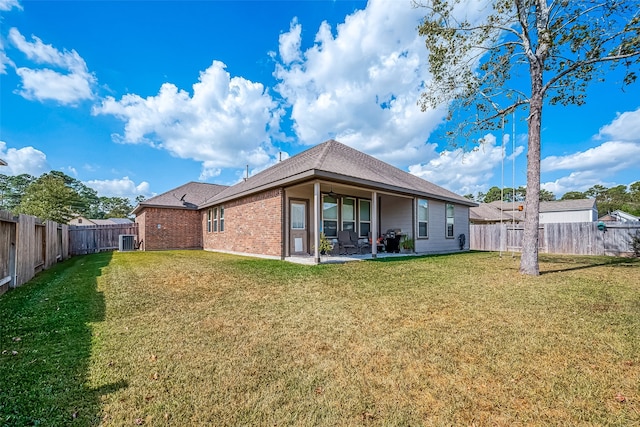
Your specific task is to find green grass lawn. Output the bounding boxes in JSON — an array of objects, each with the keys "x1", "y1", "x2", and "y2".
[{"x1": 1, "y1": 251, "x2": 639, "y2": 426}]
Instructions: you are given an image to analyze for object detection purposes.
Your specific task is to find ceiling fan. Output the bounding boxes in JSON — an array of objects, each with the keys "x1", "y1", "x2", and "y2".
[{"x1": 326, "y1": 185, "x2": 342, "y2": 198}]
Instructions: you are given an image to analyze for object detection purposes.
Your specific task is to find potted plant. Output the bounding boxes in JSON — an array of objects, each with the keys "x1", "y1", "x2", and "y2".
[
  {"x1": 400, "y1": 235, "x2": 414, "y2": 253},
  {"x1": 318, "y1": 232, "x2": 333, "y2": 255}
]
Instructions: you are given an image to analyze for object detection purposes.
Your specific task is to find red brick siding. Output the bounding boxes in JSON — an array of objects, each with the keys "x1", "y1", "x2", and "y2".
[
  {"x1": 135, "y1": 207, "x2": 202, "y2": 250},
  {"x1": 202, "y1": 188, "x2": 283, "y2": 257}
]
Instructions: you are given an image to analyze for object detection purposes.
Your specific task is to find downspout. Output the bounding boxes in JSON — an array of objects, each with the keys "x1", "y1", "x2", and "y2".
[
  {"x1": 371, "y1": 191, "x2": 378, "y2": 258},
  {"x1": 314, "y1": 181, "x2": 321, "y2": 264},
  {"x1": 280, "y1": 187, "x2": 286, "y2": 260}
]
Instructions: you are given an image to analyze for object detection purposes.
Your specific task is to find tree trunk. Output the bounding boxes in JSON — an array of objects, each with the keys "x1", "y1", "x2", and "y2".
[{"x1": 520, "y1": 65, "x2": 543, "y2": 276}]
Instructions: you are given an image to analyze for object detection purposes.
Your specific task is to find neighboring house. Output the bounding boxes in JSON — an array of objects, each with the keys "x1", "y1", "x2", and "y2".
[
  {"x1": 599, "y1": 210, "x2": 640, "y2": 222},
  {"x1": 133, "y1": 182, "x2": 228, "y2": 251},
  {"x1": 486, "y1": 198, "x2": 598, "y2": 224},
  {"x1": 134, "y1": 140, "x2": 477, "y2": 263},
  {"x1": 469, "y1": 203, "x2": 520, "y2": 224},
  {"x1": 69, "y1": 216, "x2": 134, "y2": 226}
]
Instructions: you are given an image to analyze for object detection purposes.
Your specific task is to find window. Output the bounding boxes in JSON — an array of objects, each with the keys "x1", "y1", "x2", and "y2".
[
  {"x1": 220, "y1": 206, "x2": 225, "y2": 232},
  {"x1": 213, "y1": 207, "x2": 218, "y2": 232},
  {"x1": 359, "y1": 199, "x2": 371, "y2": 238},
  {"x1": 291, "y1": 202, "x2": 305, "y2": 230},
  {"x1": 417, "y1": 199, "x2": 428, "y2": 238},
  {"x1": 207, "y1": 209, "x2": 212, "y2": 233},
  {"x1": 322, "y1": 195, "x2": 338, "y2": 238},
  {"x1": 342, "y1": 198, "x2": 356, "y2": 231},
  {"x1": 446, "y1": 203, "x2": 454, "y2": 238}
]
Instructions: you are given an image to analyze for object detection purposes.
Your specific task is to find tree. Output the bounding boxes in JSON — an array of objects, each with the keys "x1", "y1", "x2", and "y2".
[
  {"x1": 561, "y1": 191, "x2": 587, "y2": 200},
  {"x1": 98, "y1": 197, "x2": 133, "y2": 218},
  {"x1": 538, "y1": 188, "x2": 556, "y2": 202},
  {"x1": 417, "y1": 0, "x2": 640, "y2": 275},
  {"x1": 483, "y1": 186, "x2": 504, "y2": 203},
  {"x1": 16, "y1": 173, "x2": 82, "y2": 223},
  {"x1": 628, "y1": 181, "x2": 640, "y2": 216},
  {"x1": 0, "y1": 174, "x2": 36, "y2": 211}
]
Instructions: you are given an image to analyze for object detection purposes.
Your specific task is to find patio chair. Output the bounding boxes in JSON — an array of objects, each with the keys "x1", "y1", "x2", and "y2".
[
  {"x1": 338, "y1": 230, "x2": 357, "y2": 255},
  {"x1": 350, "y1": 230, "x2": 370, "y2": 254}
]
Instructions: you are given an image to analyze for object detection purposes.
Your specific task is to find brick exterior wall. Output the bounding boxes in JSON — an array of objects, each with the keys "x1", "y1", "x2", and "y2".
[
  {"x1": 135, "y1": 207, "x2": 202, "y2": 250},
  {"x1": 202, "y1": 188, "x2": 283, "y2": 257}
]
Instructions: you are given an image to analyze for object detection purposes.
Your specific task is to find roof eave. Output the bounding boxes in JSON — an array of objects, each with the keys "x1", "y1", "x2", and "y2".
[
  {"x1": 200, "y1": 169, "x2": 477, "y2": 208},
  {"x1": 132, "y1": 203, "x2": 200, "y2": 215}
]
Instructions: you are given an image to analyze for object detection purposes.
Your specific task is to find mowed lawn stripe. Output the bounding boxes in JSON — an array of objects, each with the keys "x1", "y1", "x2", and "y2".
[{"x1": 1, "y1": 251, "x2": 638, "y2": 426}]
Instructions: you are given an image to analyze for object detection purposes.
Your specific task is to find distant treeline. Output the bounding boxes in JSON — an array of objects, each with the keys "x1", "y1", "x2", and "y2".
[{"x1": 0, "y1": 171, "x2": 146, "y2": 223}]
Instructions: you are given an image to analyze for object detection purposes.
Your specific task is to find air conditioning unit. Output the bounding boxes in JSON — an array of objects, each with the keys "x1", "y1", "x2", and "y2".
[{"x1": 119, "y1": 234, "x2": 136, "y2": 252}]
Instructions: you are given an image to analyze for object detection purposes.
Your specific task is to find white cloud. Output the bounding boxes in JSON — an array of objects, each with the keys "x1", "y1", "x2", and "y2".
[
  {"x1": 541, "y1": 140, "x2": 640, "y2": 173},
  {"x1": 272, "y1": 0, "x2": 492, "y2": 167},
  {"x1": 277, "y1": 18, "x2": 302, "y2": 65},
  {"x1": 541, "y1": 171, "x2": 613, "y2": 196},
  {"x1": 0, "y1": 0, "x2": 21, "y2": 11},
  {"x1": 0, "y1": 39, "x2": 15, "y2": 74},
  {"x1": 84, "y1": 177, "x2": 150, "y2": 199},
  {"x1": 8, "y1": 28, "x2": 95, "y2": 104},
  {"x1": 0, "y1": 141, "x2": 50, "y2": 176},
  {"x1": 273, "y1": 0, "x2": 443, "y2": 165},
  {"x1": 597, "y1": 107, "x2": 640, "y2": 142},
  {"x1": 540, "y1": 107, "x2": 640, "y2": 196},
  {"x1": 93, "y1": 60, "x2": 282, "y2": 178},
  {"x1": 408, "y1": 133, "x2": 525, "y2": 195}
]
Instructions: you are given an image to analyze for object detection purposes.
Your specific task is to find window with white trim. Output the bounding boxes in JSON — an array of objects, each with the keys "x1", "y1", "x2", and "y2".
[
  {"x1": 207, "y1": 209, "x2": 212, "y2": 233},
  {"x1": 417, "y1": 199, "x2": 428, "y2": 238},
  {"x1": 359, "y1": 199, "x2": 371, "y2": 238},
  {"x1": 220, "y1": 206, "x2": 225, "y2": 232},
  {"x1": 291, "y1": 202, "x2": 305, "y2": 230},
  {"x1": 342, "y1": 197, "x2": 356, "y2": 231},
  {"x1": 446, "y1": 203, "x2": 454, "y2": 238},
  {"x1": 322, "y1": 195, "x2": 338, "y2": 238},
  {"x1": 213, "y1": 207, "x2": 218, "y2": 232}
]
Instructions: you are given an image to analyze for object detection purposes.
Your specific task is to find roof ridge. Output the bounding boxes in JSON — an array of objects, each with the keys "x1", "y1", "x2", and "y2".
[{"x1": 313, "y1": 139, "x2": 335, "y2": 169}]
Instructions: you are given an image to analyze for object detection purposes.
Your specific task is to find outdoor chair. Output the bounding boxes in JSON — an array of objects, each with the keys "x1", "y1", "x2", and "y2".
[
  {"x1": 349, "y1": 230, "x2": 370, "y2": 254},
  {"x1": 338, "y1": 230, "x2": 357, "y2": 255}
]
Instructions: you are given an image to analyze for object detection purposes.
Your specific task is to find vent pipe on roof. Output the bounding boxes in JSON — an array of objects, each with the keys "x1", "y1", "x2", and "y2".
[{"x1": 243, "y1": 164, "x2": 249, "y2": 182}]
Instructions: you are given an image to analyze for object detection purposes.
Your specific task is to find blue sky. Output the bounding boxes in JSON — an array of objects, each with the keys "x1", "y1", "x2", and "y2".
[{"x1": 1, "y1": 0, "x2": 639, "y2": 202}]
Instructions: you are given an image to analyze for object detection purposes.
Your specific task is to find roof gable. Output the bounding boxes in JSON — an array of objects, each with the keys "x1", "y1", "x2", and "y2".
[
  {"x1": 204, "y1": 140, "x2": 475, "y2": 207},
  {"x1": 134, "y1": 181, "x2": 228, "y2": 213}
]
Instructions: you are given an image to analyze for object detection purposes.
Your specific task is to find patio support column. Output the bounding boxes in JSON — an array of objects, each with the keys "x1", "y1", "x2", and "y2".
[
  {"x1": 371, "y1": 191, "x2": 378, "y2": 258},
  {"x1": 313, "y1": 181, "x2": 321, "y2": 264}
]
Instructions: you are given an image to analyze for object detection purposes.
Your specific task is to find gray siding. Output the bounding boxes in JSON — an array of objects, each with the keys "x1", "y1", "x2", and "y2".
[
  {"x1": 380, "y1": 195, "x2": 413, "y2": 235},
  {"x1": 415, "y1": 200, "x2": 469, "y2": 254}
]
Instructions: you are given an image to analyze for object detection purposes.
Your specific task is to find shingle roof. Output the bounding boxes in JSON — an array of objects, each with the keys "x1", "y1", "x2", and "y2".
[
  {"x1": 489, "y1": 198, "x2": 596, "y2": 213},
  {"x1": 202, "y1": 139, "x2": 476, "y2": 207},
  {"x1": 133, "y1": 181, "x2": 228, "y2": 214},
  {"x1": 470, "y1": 203, "x2": 516, "y2": 222},
  {"x1": 540, "y1": 198, "x2": 596, "y2": 212}
]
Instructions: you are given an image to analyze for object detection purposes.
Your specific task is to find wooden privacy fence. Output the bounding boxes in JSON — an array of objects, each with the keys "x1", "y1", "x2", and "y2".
[
  {"x1": 0, "y1": 211, "x2": 70, "y2": 294},
  {"x1": 1, "y1": 210, "x2": 138, "y2": 296},
  {"x1": 470, "y1": 222, "x2": 640, "y2": 256},
  {"x1": 68, "y1": 223, "x2": 138, "y2": 255}
]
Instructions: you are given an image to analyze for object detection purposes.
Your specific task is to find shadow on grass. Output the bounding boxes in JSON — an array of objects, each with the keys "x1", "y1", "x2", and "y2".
[
  {"x1": 539, "y1": 255, "x2": 639, "y2": 274},
  {"x1": 366, "y1": 251, "x2": 472, "y2": 263},
  {"x1": 0, "y1": 252, "x2": 126, "y2": 426}
]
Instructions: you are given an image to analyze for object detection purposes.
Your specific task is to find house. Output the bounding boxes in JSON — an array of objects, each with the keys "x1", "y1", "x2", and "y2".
[
  {"x1": 469, "y1": 202, "x2": 520, "y2": 224},
  {"x1": 133, "y1": 140, "x2": 477, "y2": 263},
  {"x1": 69, "y1": 216, "x2": 134, "y2": 226},
  {"x1": 133, "y1": 182, "x2": 228, "y2": 251},
  {"x1": 483, "y1": 198, "x2": 598, "y2": 224},
  {"x1": 599, "y1": 210, "x2": 640, "y2": 222}
]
